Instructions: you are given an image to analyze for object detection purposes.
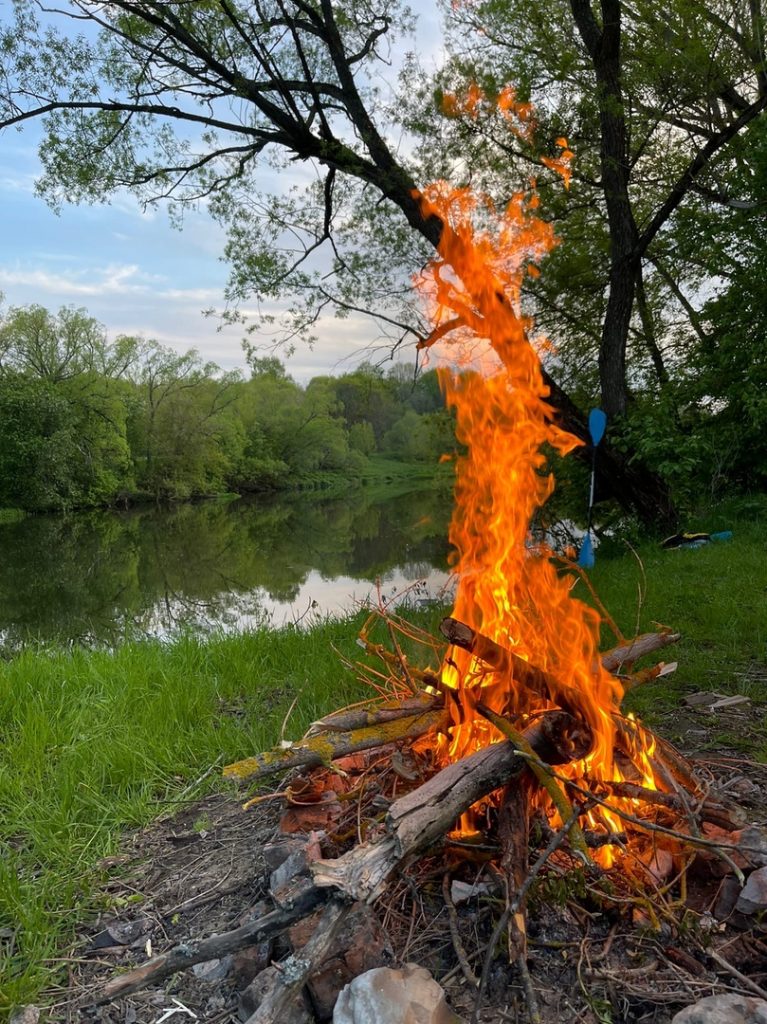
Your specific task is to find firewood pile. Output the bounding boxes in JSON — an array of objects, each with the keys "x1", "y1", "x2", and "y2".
[{"x1": 83, "y1": 606, "x2": 767, "y2": 1024}]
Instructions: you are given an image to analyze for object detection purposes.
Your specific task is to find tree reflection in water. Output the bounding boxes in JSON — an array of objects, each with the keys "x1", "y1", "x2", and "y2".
[{"x1": 0, "y1": 488, "x2": 452, "y2": 651}]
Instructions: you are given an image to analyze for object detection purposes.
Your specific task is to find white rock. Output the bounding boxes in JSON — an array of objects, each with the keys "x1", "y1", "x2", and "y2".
[
  {"x1": 333, "y1": 964, "x2": 465, "y2": 1024},
  {"x1": 672, "y1": 994, "x2": 767, "y2": 1024}
]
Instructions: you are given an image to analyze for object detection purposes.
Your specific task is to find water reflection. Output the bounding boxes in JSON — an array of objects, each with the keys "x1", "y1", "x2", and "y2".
[{"x1": 0, "y1": 487, "x2": 452, "y2": 650}]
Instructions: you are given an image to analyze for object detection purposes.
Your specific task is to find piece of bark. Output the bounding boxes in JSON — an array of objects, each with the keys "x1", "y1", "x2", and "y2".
[
  {"x1": 243, "y1": 899, "x2": 350, "y2": 1024},
  {"x1": 601, "y1": 630, "x2": 681, "y2": 673},
  {"x1": 439, "y1": 617, "x2": 582, "y2": 720},
  {"x1": 223, "y1": 706, "x2": 447, "y2": 783}
]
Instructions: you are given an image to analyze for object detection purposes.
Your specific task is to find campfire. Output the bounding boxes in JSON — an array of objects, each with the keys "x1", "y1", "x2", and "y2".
[{"x1": 84, "y1": 95, "x2": 766, "y2": 1023}]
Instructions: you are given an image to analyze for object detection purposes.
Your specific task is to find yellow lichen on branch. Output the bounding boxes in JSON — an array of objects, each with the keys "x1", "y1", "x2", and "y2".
[{"x1": 222, "y1": 706, "x2": 447, "y2": 783}]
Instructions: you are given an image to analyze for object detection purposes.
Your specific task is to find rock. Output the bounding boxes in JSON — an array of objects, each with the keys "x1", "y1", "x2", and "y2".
[
  {"x1": 736, "y1": 866, "x2": 767, "y2": 914},
  {"x1": 231, "y1": 943, "x2": 273, "y2": 989},
  {"x1": 671, "y1": 993, "x2": 767, "y2": 1024},
  {"x1": 191, "y1": 955, "x2": 234, "y2": 982},
  {"x1": 450, "y1": 880, "x2": 495, "y2": 904},
  {"x1": 9, "y1": 1007, "x2": 40, "y2": 1024},
  {"x1": 737, "y1": 826, "x2": 767, "y2": 868},
  {"x1": 238, "y1": 965, "x2": 314, "y2": 1024},
  {"x1": 332, "y1": 964, "x2": 466, "y2": 1024},
  {"x1": 714, "y1": 874, "x2": 742, "y2": 921}
]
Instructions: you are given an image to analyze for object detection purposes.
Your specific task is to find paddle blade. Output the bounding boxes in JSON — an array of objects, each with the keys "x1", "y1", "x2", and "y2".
[
  {"x1": 588, "y1": 408, "x2": 607, "y2": 446},
  {"x1": 577, "y1": 533, "x2": 595, "y2": 568}
]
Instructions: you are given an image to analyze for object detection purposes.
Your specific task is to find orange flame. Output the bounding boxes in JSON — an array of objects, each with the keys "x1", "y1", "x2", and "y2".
[{"x1": 416, "y1": 90, "x2": 656, "y2": 857}]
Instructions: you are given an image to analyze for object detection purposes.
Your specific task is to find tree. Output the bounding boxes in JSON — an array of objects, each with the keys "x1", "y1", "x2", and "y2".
[{"x1": 430, "y1": 0, "x2": 767, "y2": 418}]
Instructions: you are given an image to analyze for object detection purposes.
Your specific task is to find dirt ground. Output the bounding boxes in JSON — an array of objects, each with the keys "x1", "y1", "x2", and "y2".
[{"x1": 44, "y1": 704, "x2": 767, "y2": 1024}]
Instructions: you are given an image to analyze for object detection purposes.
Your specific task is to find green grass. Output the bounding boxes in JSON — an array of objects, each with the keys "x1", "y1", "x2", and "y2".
[
  {"x1": 584, "y1": 514, "x2": 767, "y2": 743},
  {"x1": 0, "y1": 616, "x2": 398, "y2": 1013}
]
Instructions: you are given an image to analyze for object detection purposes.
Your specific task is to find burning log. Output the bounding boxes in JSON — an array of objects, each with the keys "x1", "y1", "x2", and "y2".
[
  {"x1": 601, "y1": 629, "x2": 681, "y2": 673},
  {"x1": 597, "y1": 780, "x2": 747, "y2": 832},
  {"x1": 439, "y1": 616, "x2": 583, "y2": 720}
]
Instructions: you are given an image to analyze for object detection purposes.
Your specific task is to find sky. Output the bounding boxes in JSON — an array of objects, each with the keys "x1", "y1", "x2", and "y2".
[{"x1": 0, "y1": 4, "x2": 445, "y2": 383}]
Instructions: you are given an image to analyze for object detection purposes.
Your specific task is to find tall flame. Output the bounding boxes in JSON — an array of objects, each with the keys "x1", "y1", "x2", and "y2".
[{"x1": 415, "y1": 92, "x2": 653, "y2": 852}]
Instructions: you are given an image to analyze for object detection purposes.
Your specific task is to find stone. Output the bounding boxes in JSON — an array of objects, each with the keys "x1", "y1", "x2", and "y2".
[
  {"x1": 9, "y1": 1007, "x2": 40, "y2": 1024},
  {"x1": 714, "y1": 874, "x2": 742, "y2": 921},
  {"x1": 736, "y1": 865, "x2": 767, "y2": 914},
  {"x1": 450, "y1": 880, "x2": 494, "y2": 905},
  {"x1": 332, "y1": 964, "x2": 466, "y2": 1024},
  {"x1": 737, "y1": 826, "x2": 767, "y2": 868},
  {"x1": 671, "y1": 993, "x2": 767, "y2": 1024},
  {"x1": 269, "y1": 831, "x2": 324, "y2": 896},
  {"x1": 238, "y1": 965, "x2": 313, "y2": 1024},
  {"x1": 191, "y1": 955, "x2": 234, "y2": 982},
  {"x1": 231, "y1": 943, "x2": 273, "y2": 989}
]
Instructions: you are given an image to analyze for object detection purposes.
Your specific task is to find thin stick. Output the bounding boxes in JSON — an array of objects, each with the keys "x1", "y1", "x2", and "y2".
[
  {"x1": 707, "y1": 948, "x2": 767, "y2": 1000},
  {"x1": 442, "y1": 874, "x2": 479, "y2": 988},
  {"x1": 473, "y1": 811, "x2": 579, "y2": 1024}
]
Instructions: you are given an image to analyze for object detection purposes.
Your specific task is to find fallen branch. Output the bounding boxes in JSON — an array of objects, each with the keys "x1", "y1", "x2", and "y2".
[
  {"x1": 304, "y1": 692, "x2": 444, "y2": 737},
  {"x1": 601, "y1": 630, "x2": 681, "y2": 673},
  {"x1": 599, "y1": 780, "x2": 747, "y2": 831},
  {"x1": 94, "y1": 882, "x2": 328, "y2": 1003},
  {"x1": 223, "y1": 702, "x2": 447, "y2": 783},
  {"x1": 244, "y1": 899, "x2": 351, "y2": 1024}
]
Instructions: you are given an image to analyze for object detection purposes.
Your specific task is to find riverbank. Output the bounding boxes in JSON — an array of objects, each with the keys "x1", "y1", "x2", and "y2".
[{"x1": 2, "y1": 517, "x2": 767, "y2": 1013}]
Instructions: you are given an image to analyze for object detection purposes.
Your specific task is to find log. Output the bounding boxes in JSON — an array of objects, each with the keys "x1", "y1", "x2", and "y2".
[
  {"x1": 599, "y1": 781, "x2": 747, "y2": 831},
  {"x1": 304, "y1": 692, "x2": 444, "y2": 737},
  {"x1": 439, "y1": 617, "x2": 583, "y2": 720},
  {"x1": 223, "y1": 705, "x2": 447, "y2": 782},
  {"x1": 601, "y1": 631, "x2": 681, "y2": 673}
]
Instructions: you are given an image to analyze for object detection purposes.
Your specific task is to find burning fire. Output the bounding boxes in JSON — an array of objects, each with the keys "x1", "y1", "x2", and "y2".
[{"x1": 415, "y1": 91, "x2": 657, "y2": 856}]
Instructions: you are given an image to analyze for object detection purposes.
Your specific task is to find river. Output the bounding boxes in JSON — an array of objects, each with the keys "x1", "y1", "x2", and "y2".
[{"x1": 0, "y1": 484, "x2": 453, "y2": 651}]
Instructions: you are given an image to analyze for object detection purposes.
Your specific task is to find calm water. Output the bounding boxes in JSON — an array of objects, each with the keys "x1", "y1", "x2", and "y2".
[{"x1": 0, "y1": 486, "x2": 453, "y2": 651}]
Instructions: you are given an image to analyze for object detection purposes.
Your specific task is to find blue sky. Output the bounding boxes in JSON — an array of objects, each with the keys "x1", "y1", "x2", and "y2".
[{"x1": 0, "y1": 5, "x2": 445, "y2": 382}]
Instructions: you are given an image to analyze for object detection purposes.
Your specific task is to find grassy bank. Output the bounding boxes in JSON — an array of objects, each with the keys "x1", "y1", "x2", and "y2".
[
  {"x1": 2, "y1": 514, "x2": 767, "y2": 1013},
  {"x1": 0, "y1": 616, "x2": 402, "y2": 1013}
]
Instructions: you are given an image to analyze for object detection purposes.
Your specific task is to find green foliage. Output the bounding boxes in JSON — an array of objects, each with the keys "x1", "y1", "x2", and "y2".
[{"x1": 0, "y1": 303, "x2": 450, "y2": 510}]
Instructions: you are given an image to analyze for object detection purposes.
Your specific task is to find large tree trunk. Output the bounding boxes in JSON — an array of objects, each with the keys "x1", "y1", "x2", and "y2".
[{"x1": 541, "y1": 369, "x2": 676, "y2": 528}]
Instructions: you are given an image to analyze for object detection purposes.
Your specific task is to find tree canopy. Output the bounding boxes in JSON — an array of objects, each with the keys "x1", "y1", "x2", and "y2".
[{"x1": 2, "y1": 1, "x2": 767, "y2": 520}]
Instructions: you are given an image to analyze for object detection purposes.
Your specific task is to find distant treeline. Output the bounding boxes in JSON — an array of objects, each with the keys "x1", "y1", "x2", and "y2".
[{"x1": 0, "y1": 304, "x2": 454, "y2": 511}]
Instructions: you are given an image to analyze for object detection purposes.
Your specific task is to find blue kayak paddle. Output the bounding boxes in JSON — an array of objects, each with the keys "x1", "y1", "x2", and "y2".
[{"x1": 577, "y1": 408, "x2": 607, "y2": 569}]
